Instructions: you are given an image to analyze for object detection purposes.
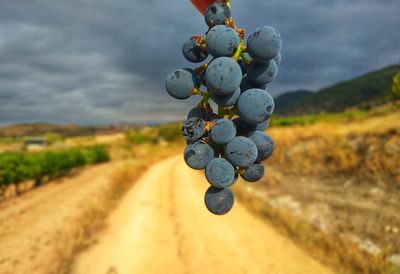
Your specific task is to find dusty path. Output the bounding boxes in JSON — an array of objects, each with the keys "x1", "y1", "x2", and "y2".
[
  {"x1": 0, "y1": 161, "x2": 123, "y2": 274},
  {"x1": 73, "y1": 156, "x2": 335, "y2": 274}
]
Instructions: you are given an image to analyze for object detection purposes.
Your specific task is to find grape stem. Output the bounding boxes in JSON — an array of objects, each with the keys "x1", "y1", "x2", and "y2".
[
  {"x1": 227, "y1": 107, "x2": 237, "y2": 119},
  {"x1": 240, "y1": 52, "x2": 252, "y2": 65},
  {"x1": 233, "y1": 40, "x2": 246, "y2": 61},
  {"x1": 237, "y1": 167, "x2": 245, "y2": 175},
  {"x1": 194, "y1": 63, "x2": 208, "y2": 76},
  {"x1": 193, "y1": 35, "x2": 207, "y2": 50}
]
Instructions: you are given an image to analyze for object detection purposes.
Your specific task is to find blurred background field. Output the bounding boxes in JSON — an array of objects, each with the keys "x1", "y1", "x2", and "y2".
[
  {"x1": 0, "y1": 64, "x2": 399, "y2": 274},
  {"x1": 0, "y1": 0, "x2": 399, "y2": 273}
]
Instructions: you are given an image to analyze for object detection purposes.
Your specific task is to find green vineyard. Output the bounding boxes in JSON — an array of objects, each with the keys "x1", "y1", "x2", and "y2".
[{"x1": 0, "y1": 145, "x2": 109, "y2": 191}]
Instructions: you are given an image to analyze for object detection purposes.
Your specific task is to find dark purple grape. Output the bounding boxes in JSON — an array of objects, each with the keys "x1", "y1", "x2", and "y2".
[
  {"x1": 237, "y1": 88, "x2": 275, "y2": 124},
  {"x1": 204, "y1": 186, "x2": 234, "y2": 215},
  {"x1": 182, "y1": 117, "x2": 207, "y2": 143},
  {"x1": 247, "y1": 60, "x2": 278, "y2": 86},
  {"x1": 233, "y1": 118, "x2": 269, "y2": 136},
  {"x1": 205, "y1": 57, "x2": 242, "y2": 95},
  {"x1": 187, "y1": 106, "x2": 218, "y2": 121},
  {"x1": 205, "y1": 158, "x2": 236, "y2": 188},
  {"x1": 210, "y1": 119, "x2": 236, "y2": 144},
  {"x1": 241, "y1": 163, "x2": 264, "y2": 182},
  {"x1": 182, "y1": 36, "x2": 208, "y2": 63},
  {"x1": 240, "y1": 75, "x2": 267, "y2": 93},
  {"x1": 204, "y1": 2, "x2": 231, "y2": 27},
  {"x1": 212, "y1": 87, "x2": 240, "y2": 107},
  {"x1": 247, "y1": 131, "x2": 274, "y2": 161},
  {"x1": 247, "y1": 26, "x2": 282, "y2": 61},
  {"x1": 206, "y1": 25, "x2": 240, "y2": 57},
  {"x1": 166, "y1": 69, "x2": 200, "y2": 100},
  {"x1": 184, "y1": 141, "x2": 215, "y2": 170},
  {"x1": 224, "y1": 137, "x2": 258, "y2": 167},
  {"x1": 273, "y1": 52, "x2": 281, "y2": 66}
]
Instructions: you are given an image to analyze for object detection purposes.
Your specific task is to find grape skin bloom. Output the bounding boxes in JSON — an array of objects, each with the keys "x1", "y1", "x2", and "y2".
[
  {"x1": 204, "y1": 186, "x2": 234, "y2": 215},
  {"x1": 182, "y1": 36, "x2": 209, "y2": 63},
  {"x1": 247, "y1": 60, "x2": 278, "y2": 86},
  {"x1": 237, "y1": 88, "x2": 275, "y2": 124},
  {"x1": 204, "y1": 2, "x2": 231, "y2": 27},
  {"x1": 241, "y1": 163, "x2": 264, "y2": 182},
  {"x1": 247, "y1": 131, "x2": 274, "y2": 162},
  {"x1": 247, "y1": 26, "x2": 282, "y2": 61},
  {"x1": 184, "y1": 141, "x2": 215, "y2": 170},
  {"x1": 206, "y1": 25, "x2": 240, "y2": 57},
  {"x1": 212, "y1": 87, "x2": 241, "y2": 107},
  {"x1": 210, "y1": 119, "x2": 236, "y2": 144},
  {"x1": 205, "y1": 57, "x2": 242, "y2": 95},
  {"x1": 224, "y1": 137, "x2": 258, "y2": 168},
  {"x1": 165, "y1": 69, "x2": 200, "y2": 100},
  {"x1": 205, "y1": 158, "x2": 236, "y2": 188}
]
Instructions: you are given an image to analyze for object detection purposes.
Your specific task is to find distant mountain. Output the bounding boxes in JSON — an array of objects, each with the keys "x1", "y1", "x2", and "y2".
[{"x1": 275, "y1": 65, "x2": 399, "y2": 116}]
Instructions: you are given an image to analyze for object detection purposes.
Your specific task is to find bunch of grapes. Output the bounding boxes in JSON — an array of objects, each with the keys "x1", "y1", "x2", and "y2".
[{"x1": 165, "y1": 0, "x2": 282, "y2": 215}]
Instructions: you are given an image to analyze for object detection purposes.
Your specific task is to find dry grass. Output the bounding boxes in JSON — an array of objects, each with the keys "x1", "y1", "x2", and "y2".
[
  {"x1": 269, "y1": 111, "x2": 400, "y2": 187},
  {"x1": 235, "y1": 179, "x2": 396, "y2": 274}
]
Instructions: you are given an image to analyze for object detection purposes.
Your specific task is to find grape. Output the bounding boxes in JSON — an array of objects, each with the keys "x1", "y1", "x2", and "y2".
[
  {"x1": 240, "y1": 75, "x2": 266, "y2": 93},
  {"x1": 187, "y1": 106, "x2": 218, "y2": 121},
  {"x1": 241, "y1": 163, "x2": 264, "y2": 182},
  {"x1": 204, "y1": 186, "x2": 234, "y2": 215},
  {"x1": 206, "y1": 25, "x2": 240, "y2": 57},
  {"x1": 182, "y1": 36, "x2": 208, "y2": 63},
  {"x1": 184, "y1": 141, "x2": 215, "y2": 170},
  {"x1": 247, "y1": 60, "x2": 278, "y2": 86},
  {"x1": 225, "y1": 137, "x2": 258, "y2": 167},
  {"x1": 273, "y1": 52, "x2": 281, "y2": 66},
  {"x1": 233, "y1": 118, "x2": 269, "y2": 136},
  {"x1": 247, "y1": 26, "x2": 282, "y2": 61},
  {"x1": 205, "y1": 158, "x2": 236, "y2": 188},
  {"x1": 204, "y1": 2, "x2": 231, "y2": 27},
  {"x1": 237, "y1": 88, "x2": 275, "y2": 124},
  {"x1": 247, "y1": 131, "x2": 274, "y2": 161},
  {"x1": 205, "y1": 57, "x2": 242, "y2": 95},
  {"x1": 166, "y1": 69, "x2": 200, "y2": 100},
  {"x1": 212, "y1": 87, "x2": 240, "y2": 107},
  {"x1": 182, "y1": 117, "x2": 207, "y2": 143},
  {"x1": 210, "y1": 119, "x2": 236, "y2": 144}
]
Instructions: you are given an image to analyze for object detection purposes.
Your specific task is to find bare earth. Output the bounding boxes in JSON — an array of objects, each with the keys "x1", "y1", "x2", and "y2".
[
  {"x1": 72, "y1": 156, "x2": 335, "y2": 274},
  {"x1": 0, "y1": 162, "x2": 122, "y2": 274}
]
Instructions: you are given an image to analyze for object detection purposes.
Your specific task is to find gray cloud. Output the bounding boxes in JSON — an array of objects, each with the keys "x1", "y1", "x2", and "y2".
[{"x1": 0, "y1": 0, "x2": 399, "y2": 126}]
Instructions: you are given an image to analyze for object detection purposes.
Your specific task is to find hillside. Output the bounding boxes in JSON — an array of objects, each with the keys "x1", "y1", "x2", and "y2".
[
  {"x1": 275, "y1": 65, "x2": 399, "y2": 116},
  {"x1": 0, "y1": 123, "x2": 97, "y2": 138},
  {"x1": 274, "y1": 90, "x2": 314, "y2": 112}
]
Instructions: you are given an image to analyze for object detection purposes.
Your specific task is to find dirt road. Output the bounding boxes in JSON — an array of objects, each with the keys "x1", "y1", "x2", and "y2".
[
  {"x1": 0, "y1": 161, "x2": 123, "y2": 274},
  {"x1": 73, "y1": 156, "x2": 335, "y2": 274}
]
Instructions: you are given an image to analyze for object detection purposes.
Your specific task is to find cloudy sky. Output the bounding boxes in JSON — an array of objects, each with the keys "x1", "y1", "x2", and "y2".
[{"x1": 0, "y1": 0, "x2": 399, "y2": 126}]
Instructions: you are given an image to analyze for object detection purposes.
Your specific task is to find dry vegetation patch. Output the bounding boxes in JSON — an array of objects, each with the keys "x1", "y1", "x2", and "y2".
[{"x1": 235, "y1": 110, "x2": 400, "y2": 274}]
